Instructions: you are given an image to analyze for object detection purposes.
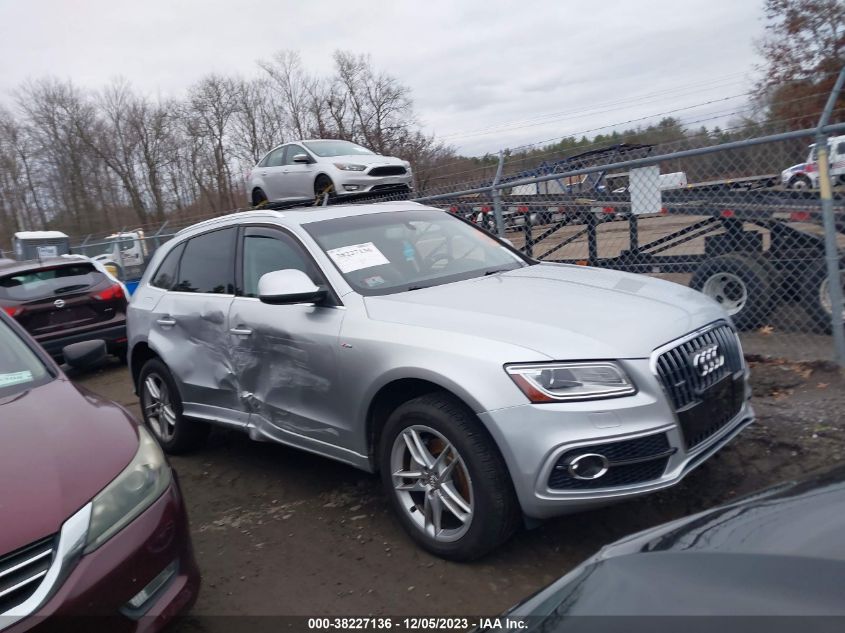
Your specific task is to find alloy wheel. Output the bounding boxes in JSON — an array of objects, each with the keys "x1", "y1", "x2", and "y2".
[
  {"x1": 390, "y1": 425, "x2": 474, "y2": 542},
  {"x1": 141, "y1": 372, "x2": 177, "y2": 442}
]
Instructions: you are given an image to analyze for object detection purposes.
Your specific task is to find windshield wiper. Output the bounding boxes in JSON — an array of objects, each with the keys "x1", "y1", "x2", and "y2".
[
  {"x1": 484, "y1": 268, "x2": 512, "y2": 276},
  {"x1": 406, "y1": 284, "x2": 433, "y2": 291}
]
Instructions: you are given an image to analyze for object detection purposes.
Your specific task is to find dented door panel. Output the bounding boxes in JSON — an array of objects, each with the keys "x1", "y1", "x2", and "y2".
[{"x1": 226, "y1": 297, "x2": 349, "y2": 450}]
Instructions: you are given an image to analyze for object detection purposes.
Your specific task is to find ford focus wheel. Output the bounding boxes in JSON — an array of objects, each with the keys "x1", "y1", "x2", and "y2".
[
  {"x1": 138, "y1": 358, "x2": 208, "y2": 454},
  {"x1": 379, "y1": 392, "x2": 520, "y2": 561}
]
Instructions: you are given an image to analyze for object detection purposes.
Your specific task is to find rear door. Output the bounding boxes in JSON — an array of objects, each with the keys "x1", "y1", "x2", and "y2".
[
  {"x1": 227, "y1": 226, "x2": 348, "y2": 449},
  {"x1": 259, "y1": 146, "x2": 289, "y2": 200},
  {"x1": 0, "y1": 262, "x2": 123, "y2": 342},
  {"x1": 148, "y1": 228, "x2": 245, "y2": 425}
]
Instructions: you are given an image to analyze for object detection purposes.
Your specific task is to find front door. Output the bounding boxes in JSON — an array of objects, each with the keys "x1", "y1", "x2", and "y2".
[
  {"x1": 282, "y1": 144, "x2": 317, "y2": 199},
  {"x1": 227, "y1": 226, "x2": 348, "y2": 448}
]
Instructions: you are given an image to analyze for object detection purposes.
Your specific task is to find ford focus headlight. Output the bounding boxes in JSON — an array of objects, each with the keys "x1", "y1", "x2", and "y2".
[
  {"x1": 506, "y1": 362, "x2": 636, "y2": 402},
  {"x1": 333, "y1": 163, "x2": 367, "y2": 171},
  {"x1": 84, "y1": 426, "x2": 171, "y2": 552}
]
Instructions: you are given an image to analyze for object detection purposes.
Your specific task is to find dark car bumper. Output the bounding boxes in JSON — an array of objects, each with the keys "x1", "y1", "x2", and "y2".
[
  {"x1": 36, "y1": 323, "x2": 127, "y2": 359},
  {"x1": 10, "y1": 478, "x2": 199, "y2": 633}
]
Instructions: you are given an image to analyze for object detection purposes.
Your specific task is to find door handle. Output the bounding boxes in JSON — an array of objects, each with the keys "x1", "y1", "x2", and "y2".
[
  {"x1": 156, "y1": 317, "x2": 177, "y2": 327},
  {"x1": 229, "y1": 327, "x2": 253, "y2": 337}
]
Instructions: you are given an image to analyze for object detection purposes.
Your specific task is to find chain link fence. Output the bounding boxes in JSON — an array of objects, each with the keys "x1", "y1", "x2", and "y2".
[{"x1": 26, "y1": 71, "x2": 844, "y2": 366}]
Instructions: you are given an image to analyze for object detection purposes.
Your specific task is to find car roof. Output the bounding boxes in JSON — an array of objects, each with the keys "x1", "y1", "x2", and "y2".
[
  {"x1": 174, "y1": 201, "x2": 444, "y2": 237},
  {"x1": 0, "y1": 255, "x2": 93, "y2": 277}
]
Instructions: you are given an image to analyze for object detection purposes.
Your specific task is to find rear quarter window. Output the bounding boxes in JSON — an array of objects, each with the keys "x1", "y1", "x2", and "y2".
[{"x1": 0, "y1": 264, "x2": 105, "y2": 302}]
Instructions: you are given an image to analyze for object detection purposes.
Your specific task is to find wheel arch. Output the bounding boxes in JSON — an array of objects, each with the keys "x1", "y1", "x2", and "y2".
[
  {"x1": 130, "y1": 340, "x2": 160, "y2": 393},
  {"x1": 365, "y1": 374, "x2": 491, "y2": 472}
]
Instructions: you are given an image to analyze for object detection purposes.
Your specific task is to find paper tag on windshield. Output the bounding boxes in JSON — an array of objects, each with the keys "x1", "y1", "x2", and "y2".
[
  {"x1": 0, "y1": 371, "x2": 33, "y2": 388},
  {"x1": 327, "y1": 242, "x2": 390, "y2": 273}
]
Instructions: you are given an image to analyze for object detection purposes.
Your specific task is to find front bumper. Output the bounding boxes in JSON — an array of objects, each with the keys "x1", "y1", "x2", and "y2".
[
  {"x1": 7, "y1": 478, "x2": 199, "y2": 633},
  {"x1": 335, "y1": 173, "x2": 412, "y2": 194},
  {"x1": 479, "y1": 358, "x2": 754, "y2": 519}
]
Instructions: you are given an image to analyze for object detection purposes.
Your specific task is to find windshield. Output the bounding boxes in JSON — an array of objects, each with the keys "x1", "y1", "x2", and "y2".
[
  {"x1": 303, "y1": 140, "x2": 376, "y2": 157},
  {"x1": 304, "y1": 209, "x2": 529, "y2": 296},
  {"x1": 0, "y1": 320, "x2": 51, "y2": 399}
]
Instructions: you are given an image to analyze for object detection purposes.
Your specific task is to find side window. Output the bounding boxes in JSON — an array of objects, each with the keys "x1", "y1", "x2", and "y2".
[
  {"x1": 838, "y1": 142, "x2": 845, "y2": 157},
  {"x1": 241, "y1": 230, "x2": 320, "y2": 298},
  {"x1": 265, "y1": 147, "x2": 286, "y2": 167},
  {"x1": 175, "y1": 229, "x2": 236, "y2": 294},
  {"x1": 150, "y1": 242, "x2": 184, "y2": 290},
  {"x1": 284, "y1": 145, "x2": 307, "y2": 165}
]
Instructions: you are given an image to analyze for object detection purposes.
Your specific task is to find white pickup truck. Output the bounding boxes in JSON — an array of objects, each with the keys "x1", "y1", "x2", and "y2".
[{"x1": 781, "y1": 135, "x2": 845, "y2": 189}]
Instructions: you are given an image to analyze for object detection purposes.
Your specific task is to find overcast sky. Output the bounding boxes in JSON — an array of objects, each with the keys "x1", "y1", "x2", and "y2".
[{"x1": 0, "y1": 0, "x2": 765, "y2": 155}]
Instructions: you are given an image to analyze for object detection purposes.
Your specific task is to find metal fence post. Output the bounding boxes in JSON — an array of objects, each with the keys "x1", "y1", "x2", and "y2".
[
  {"x1": 816, "y1": 65, "x2": 845, "y2": 368},
  {"x1": 491, "y1": 151, "x2": 505, "y2": 237}
]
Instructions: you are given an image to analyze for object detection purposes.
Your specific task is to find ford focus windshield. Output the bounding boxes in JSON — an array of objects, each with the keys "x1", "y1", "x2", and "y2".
[
  {"x1": 304, "y1": 210, "x2": 529, "y2": 295},
  {"x1": 302, "y1": 140, "x2": 375, "y2": 157},
  {"x1": 0, "y1": 320, "x2": 51, "y2": 399}
]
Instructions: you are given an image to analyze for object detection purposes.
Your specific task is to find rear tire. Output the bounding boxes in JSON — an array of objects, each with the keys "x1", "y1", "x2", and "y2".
[
  {"x1": 803, "y1": 260, "x2": 845, "y2": 334},
  {"x1": 690, "y1": 254, "x2": 776, "y2": 330},
  {"x1": 252, "y1": 188, "x2": 268, "y2": 207},
  {"x1": 378, "y1": 392, "x2": 520, "y2": 561},
  {"x1": 138, "y1": 358, "x2": 209, "y2": 454}
]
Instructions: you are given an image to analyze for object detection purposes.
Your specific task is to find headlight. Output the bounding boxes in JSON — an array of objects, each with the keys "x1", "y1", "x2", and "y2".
[
  {"x1": 84, "y1": 426, "x2": 171, "y2": 552},
  {"x1": 505, "y1": 362, "x2": 636, "y2": 402},
  {"x1": 333, "y1": 163, "x2": 366, "y2": 171}
]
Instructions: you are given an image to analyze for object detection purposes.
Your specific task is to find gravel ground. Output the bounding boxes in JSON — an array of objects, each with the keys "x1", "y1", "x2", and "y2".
[{"x1": 74, "y1": 358, "x2": 845, "y2": 628}]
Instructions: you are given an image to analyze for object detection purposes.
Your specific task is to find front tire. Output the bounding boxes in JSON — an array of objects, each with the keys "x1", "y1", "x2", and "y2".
[
  {"x1": 788, "y1": 175, "x2": 812, "y2": 190},
  {"x1": 378, "y1": 392, "x2": 520, "y2": 561},
  {"x1": 138, "y1": 358, "x2": 209, "y2": 454},
  {"x1": 314, "y1": 175, "x2": 336, "y2": 202}
]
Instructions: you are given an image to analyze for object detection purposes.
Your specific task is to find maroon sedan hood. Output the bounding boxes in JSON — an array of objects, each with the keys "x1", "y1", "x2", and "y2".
[{"x1": 0, "y1": 377, "x2": 138, "y2": 555}]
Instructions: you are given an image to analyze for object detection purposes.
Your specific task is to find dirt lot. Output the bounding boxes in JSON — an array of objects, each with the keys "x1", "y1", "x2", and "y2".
[{"x1": 75, "y1": 358, "x2": 844, "y2": 627}]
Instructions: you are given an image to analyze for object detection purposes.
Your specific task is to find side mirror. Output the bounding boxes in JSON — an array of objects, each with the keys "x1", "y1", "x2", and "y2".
[
  {"x1": 258, "y1": 269, "x2": 327, "y2": 305},
  {"x1": 292, "y1": 153, "x2": 312, "y2": 164},
  {"x1": 63, "y1": 340, "x2": 107, "y2": 370}
]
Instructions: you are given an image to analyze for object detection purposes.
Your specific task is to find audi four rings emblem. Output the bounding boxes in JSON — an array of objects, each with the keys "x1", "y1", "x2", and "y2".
[{"x1": 692, "y1": 343, "x2": 724, "y2": 377}]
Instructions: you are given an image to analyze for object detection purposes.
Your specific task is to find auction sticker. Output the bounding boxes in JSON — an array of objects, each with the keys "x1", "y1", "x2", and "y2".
[
  {"x1": 0, "y1": 371, "x2": 33, "y2": 388},
  {"x1": 327, "y1": 242, "x2": 390, "y2": 273}
]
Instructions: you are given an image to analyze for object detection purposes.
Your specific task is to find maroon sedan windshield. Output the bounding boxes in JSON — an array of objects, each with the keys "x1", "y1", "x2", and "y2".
[{"x1": 0, "y1": 321, "x2": 51, "y2": 398}]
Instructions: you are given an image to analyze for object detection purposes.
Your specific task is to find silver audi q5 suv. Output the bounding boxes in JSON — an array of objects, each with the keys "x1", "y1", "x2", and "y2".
[{"x1": 127, "y1": 202, "x2": 753, "y2": 560}]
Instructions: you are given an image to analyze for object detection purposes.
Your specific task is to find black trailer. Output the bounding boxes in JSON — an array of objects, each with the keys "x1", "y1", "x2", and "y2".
[{"x1": 437, "y1": 182, "x2": 844, "y2": 333}]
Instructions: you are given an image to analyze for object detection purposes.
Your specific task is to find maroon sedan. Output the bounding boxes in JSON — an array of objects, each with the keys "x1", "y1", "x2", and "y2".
[{"x1": 0, "y1": 311, "x2": 199, "y2": 632}]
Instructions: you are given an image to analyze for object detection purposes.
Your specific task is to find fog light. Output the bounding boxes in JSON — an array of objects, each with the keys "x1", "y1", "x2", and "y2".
[
  {"x1": 344, "y1": 185, "x2": 360, "y2": 191},
  {"x1": 126, "y1": 560, "x2": 178, "y2": 610},
  {"x1": 565, "y1": 453, "x2": 610, "y2": 480}
]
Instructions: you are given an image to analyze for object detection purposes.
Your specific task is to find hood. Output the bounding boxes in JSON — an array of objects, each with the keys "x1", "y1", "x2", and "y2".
[
  {"x1": 364, "y1": 263, "x2": 726, "y2": 359},
  {"x1": 522, "y1": 551, "x2": 845, "y2": 616},
  {"x1": 509, "y1": 466, "x2": 845, "y2": 619},
  {"x1": 782, "y1": 162, "x2": 809, "y2": 176},
  {"x1": 0, "y1": 378, "x2": 138, "y2": 555},
  {"x1": 327, "y1": 154, "x2": 406, "y2": 166}
]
